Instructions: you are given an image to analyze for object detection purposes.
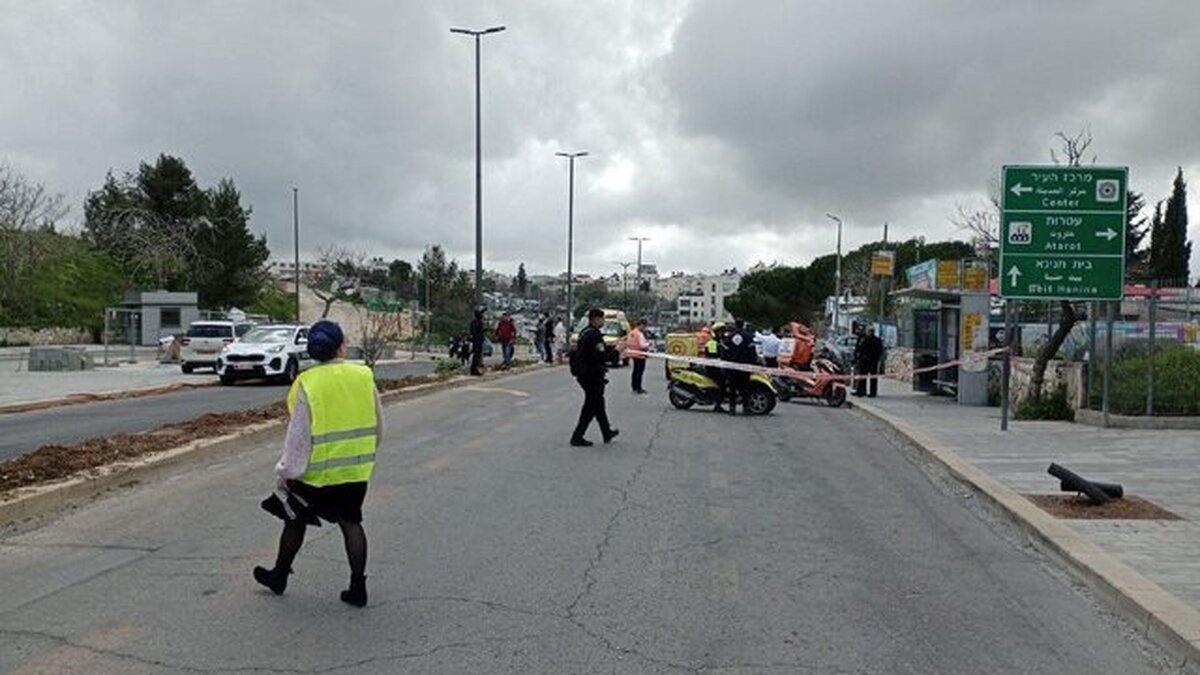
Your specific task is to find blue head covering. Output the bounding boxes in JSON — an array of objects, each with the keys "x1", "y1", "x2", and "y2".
[{"x1": 307, "y1": 320, "x2": 344, "y2": 362}]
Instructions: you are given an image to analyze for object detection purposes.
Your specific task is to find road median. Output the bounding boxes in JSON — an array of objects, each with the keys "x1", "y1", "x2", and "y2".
[{"x1": 0, "y1": 361, "x2": 551, "y2": 527}]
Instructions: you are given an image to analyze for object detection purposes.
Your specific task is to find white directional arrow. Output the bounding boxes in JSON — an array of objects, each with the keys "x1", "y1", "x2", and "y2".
[
  {"x1": 1010, "y1": 183, "x2": 1033, "y2": 197},
  {"x1": 1095, "y1": 227, "x2": 1118, "y2": 241},
  {"x1": 1007, "y1": 265, "x2": 1022, "y2": 286}
]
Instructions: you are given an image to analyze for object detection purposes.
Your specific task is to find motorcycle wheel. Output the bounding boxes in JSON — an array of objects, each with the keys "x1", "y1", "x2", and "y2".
[
  {"x1": 668, "y1": 386, "x2": 696, "y2": 410},
  {"x1": 826, "y1": 386, "x2": 847, "y2": 408},
  {"x1": 746, "y1": 386, "x2": 776, "y2": 415}
]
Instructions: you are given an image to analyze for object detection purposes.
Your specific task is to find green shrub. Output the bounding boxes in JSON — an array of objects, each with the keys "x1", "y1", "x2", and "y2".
[
  {"x1": 434, "y1": 358, "x2": 462, "y2": 376},
  {"x1": 1015, "y1": 383, "x2": 1075, "y2": 421},
  {"x1": 1088, "y1": 345, "x2": 1200, "y2": 416}
]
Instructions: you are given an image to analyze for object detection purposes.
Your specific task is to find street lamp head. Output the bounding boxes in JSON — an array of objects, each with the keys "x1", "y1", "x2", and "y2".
[
  {"x1": 825, "y1": 213, "x2": 841, "y2": 224},
  {"x1": 556, "y1": 151, "x2": 588, "y2": 159},
  {"x1": 450, "y1": 25, "x2": 506, "y2": 36}
]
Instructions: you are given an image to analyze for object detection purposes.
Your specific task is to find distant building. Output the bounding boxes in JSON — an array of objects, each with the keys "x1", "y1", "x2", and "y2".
[
  {"x1": 672, "y1": 270, "x2": 741, "y2": 324},
  {"x1": 119, "y1": 291, "x2": 200, "y2": 346}
]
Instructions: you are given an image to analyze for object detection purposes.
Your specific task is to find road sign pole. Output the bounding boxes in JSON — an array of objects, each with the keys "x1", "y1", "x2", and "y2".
[
  {"x1": 1147, "y1": 280, "x2": 1157, "y2": 416},
  {"x1": 1103, "y1": 301, "x2": 1114, "y2": 428},
  {"x1": 1001, "y1": 299, "x2": 1013, "y2": 431}
]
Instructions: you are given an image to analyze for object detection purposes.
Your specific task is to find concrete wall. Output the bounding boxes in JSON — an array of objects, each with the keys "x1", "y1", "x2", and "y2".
[
  {"x1": 0, "y1": 326, "x2": 93, "y2": 346},
  {"x1": 884, "y1": 346, "x2": 1085, "y2": 409}
]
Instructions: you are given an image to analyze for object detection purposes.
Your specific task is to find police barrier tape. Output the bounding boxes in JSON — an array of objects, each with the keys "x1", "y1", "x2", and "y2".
[{"x1": 625, "y1": 347, "x2": 1010, "y2": 387}]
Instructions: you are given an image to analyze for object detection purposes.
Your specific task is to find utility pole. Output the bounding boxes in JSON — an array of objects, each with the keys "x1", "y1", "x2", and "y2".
[
  {"x1": 292, "y1": 187, "x2": 300, "y2": 322},
  {"x1": 450, "y1": 25, "x2": 506, "y2": 309},
  {"x1": 556, "y1": 151, "x2": 588, "y2": 317},
  {"x1": 826, "y1": 213, "x2": 843, "y2": 334}
]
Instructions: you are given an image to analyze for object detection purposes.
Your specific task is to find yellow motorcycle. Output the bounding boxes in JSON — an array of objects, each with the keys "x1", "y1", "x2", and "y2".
[{"x1": 663, "y1": 333, "x2": 777, "y2": 415}]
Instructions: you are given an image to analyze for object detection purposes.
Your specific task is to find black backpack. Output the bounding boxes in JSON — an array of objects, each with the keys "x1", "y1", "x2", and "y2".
[{"x1": 568, "y1": 344, "x2": 584, "y2": 377}]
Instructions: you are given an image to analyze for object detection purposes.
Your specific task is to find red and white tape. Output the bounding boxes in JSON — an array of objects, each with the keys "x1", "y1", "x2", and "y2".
[{"x1": 626, "y1": 347, "x2": 1009, "y2": 384}]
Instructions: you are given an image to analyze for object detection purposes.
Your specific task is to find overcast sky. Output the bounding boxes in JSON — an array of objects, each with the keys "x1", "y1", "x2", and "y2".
[{"x1": 3, "y1": 0, "x2": 1199, "y2": 280}]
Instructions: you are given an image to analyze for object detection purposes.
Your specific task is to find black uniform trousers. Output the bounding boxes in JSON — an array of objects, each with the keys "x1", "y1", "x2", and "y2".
[
  {"x1": 728, "y1": 370, "x2": 750, "y2": 409},
  {"x1": 572, "y1": 377, "x2": 612, "y2": 440},
  {"x1": 470, "y1": 340, "x2": 484, "y2": 375},
  {"x1": 631, "y1": 358, "x2": 646, "y2": 392}
]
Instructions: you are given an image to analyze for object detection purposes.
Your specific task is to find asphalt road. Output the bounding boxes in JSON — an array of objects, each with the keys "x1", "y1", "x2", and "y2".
[
  {"x1": 0, "y1": 361, "x2": 435, "y2": 463},
  {"x1": 0, "y1": 367, "x2": 1179, "y2": 673}
]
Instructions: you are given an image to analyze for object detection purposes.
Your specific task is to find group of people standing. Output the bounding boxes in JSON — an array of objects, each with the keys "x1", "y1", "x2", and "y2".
[
  {"x1": 704, "y1": 319, "x2": 759, "y2": 415},
  {"x1": 535, "y1": 314, "x2": 569, "y2": 365}
]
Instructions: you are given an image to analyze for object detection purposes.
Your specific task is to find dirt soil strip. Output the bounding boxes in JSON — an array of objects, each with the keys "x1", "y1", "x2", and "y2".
[
  {"x1": 0, "y1": 381, "x2": 217, "y2": 415},
  {"x1": 0, "y1": 363, "x2": 545, "y2": 512}
]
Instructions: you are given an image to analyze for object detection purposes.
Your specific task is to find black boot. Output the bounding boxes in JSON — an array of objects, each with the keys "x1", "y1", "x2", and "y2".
[
  {"x1": 253, "y1": 566, "x2": 291, "y2": 595},
  {"x1": 341, "y1": 574, "x2": 368, "y2": 607}
]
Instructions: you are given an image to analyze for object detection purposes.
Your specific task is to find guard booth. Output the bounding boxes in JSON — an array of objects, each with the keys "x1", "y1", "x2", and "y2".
[{"x1": 892, "y1": 287, "x2": 990, "y2": 406}]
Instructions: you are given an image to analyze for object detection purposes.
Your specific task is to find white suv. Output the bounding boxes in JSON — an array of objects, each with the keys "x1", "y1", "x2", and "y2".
[
  {"x1": 216, "y1": 325, "x2": 314, "y2": 385},
  {"x1": 180, "y1": 321, "x2": 255, "y2": 373}
]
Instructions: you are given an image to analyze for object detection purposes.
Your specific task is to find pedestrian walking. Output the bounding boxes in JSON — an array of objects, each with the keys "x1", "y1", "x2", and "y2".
[
  {"x1": 570, "y1": 308, "x2": 619, "y2": 447},
  {"x1": 254, "y1": 320, "x2": 382, "y2": 608},
  {"x1": 627, "y1": 317, "x2": 650, "y2": 394},
  {"x1": 495, "y1": 312, "x2": 516, "y2": 368},
  {"x1": 469, "y1": 308, "x2": 485, "y2": 376}
]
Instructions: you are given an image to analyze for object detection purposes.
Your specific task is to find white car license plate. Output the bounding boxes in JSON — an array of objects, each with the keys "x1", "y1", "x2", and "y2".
[{"x1": 233, "y1": 363, "x2": 255, "y2": 370}]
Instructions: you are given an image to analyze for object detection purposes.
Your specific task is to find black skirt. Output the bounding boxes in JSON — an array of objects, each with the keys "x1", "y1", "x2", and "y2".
[{"x1": 287, "y1": 480, "x2": 368, "y2": 524}]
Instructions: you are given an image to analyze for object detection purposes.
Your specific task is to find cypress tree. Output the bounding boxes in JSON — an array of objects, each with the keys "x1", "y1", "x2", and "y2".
[{"x1": 1156, "y1": 168, "x2": 1191, "y2": 284}]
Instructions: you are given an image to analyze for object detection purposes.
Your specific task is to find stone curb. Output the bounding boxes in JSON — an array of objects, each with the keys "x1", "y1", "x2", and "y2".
[
  {"x1": 0, "y1": 362, "x2": 555, "y2": 528},
  {"x1": 847, "y1": 397, "x2": 1200, "y2": 672},
  {"x1": 0, "y1": 381, "x2": 218, "y2": 415},
  {"x1": 1075, "y1": 408, "x2": 1200, "y2": 430}
]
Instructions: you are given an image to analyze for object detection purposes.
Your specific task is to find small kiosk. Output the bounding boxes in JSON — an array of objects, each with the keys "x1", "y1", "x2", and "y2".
[{"x1": 891, "y1": 259, "x2": 991, "y2": 406}]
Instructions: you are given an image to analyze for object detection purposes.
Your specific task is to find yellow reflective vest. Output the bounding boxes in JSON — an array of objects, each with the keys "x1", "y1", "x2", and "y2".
[{"x1": 286, "y1": 361, "x2": 378, "y2": 487}]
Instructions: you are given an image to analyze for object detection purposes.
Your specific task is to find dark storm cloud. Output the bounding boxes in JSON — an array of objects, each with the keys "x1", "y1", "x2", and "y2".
[{"x1": 1, "y1": 1, "x2": 1197, "y2": 276}]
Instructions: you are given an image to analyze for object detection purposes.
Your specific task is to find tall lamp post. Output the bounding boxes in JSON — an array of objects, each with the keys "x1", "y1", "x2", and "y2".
[
  {"x1": 450, "y1": 24, "x2": 506, "y2": 309},
  {"x1": 292, "y1": 187, "x2": 300, "y2": 322},
  {"x1": 629, "y1": 236, "x2": 650, "y2": 291},
  {"x1": 825, "y1": 213, "x2": 842, "y2": 334},
  {"x1": 556, "y1": 150, "x2": 588, "y2": 317}
]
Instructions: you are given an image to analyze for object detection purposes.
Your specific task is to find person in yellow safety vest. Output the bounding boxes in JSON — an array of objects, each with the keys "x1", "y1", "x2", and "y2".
[
  {"x1": 254, "y1": 320, "x2": 383, "y2": 608},
  {"x1": 706, "y1": 322, "x2": 730, "y2": 412}
]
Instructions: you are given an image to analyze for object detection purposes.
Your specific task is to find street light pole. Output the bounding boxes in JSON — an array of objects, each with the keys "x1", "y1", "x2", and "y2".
[
  {"x1": 451, "y1": 25, "x2": 506, "y2": 310},
  {"x1": 826, "y1": 213, "x2": 842, "y2": 334},
  {"x1": 556, "y1": 151, "x2": 588, "y2": 317},
  {"x1": 292, "y1": 187, "x2": 300, "y2": 322},
  {"x1": 629, "y1": 237, "x2": 650, "y2": 291}
]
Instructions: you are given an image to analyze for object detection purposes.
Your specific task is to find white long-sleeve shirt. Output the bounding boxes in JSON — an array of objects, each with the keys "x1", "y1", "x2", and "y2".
[{"x1": 275, "y1": 384, "x2": 385, "y2": 481}]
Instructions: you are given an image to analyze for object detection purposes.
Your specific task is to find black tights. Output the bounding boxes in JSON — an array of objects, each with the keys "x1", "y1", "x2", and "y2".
[{"x1": 273, "y1": 519, "x2": 368, "y2": 578}]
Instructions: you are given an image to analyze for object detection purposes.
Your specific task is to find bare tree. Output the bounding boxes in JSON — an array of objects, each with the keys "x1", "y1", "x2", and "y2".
[
  {"x1": 1027, "y1": 127, "x2": 1094, "y2": 402},
  {"x1": 307, "y1": 246, "x2": 365, "y2": 318},
  {"x1": 356, "y1": 306, "x2": 403, "y2": 368},
  {"x1": 0, "y1": 166, "x2": 71, "y2": 318},
  {"x1": 0, "y1": 164, "x2": 69, "y2": 232},
  {"x1": 108, "y1": 207, "x2": 200, "y2": 289}
]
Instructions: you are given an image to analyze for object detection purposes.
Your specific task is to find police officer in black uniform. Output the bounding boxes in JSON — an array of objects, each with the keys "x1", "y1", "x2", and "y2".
[
  {"x1": 724, "y1": 319, "x2": 757, "y2": 415},
  {"x1": 570, "y1": 308, "x2": 620, "y2": 447}
]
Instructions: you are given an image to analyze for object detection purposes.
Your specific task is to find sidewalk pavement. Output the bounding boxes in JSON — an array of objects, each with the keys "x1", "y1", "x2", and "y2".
[
  {"x1": 850, "y1": 378, "x2": 1200, "y2": 663},
  {"x1": 0, "y1": 361, "x2": 211, "y2": 408}
]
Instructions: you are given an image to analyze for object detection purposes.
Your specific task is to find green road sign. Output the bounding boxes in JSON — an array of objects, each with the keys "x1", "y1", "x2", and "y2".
[{"x1": 1000, "y1": 165, "x2": 1127, "y2": 300}]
